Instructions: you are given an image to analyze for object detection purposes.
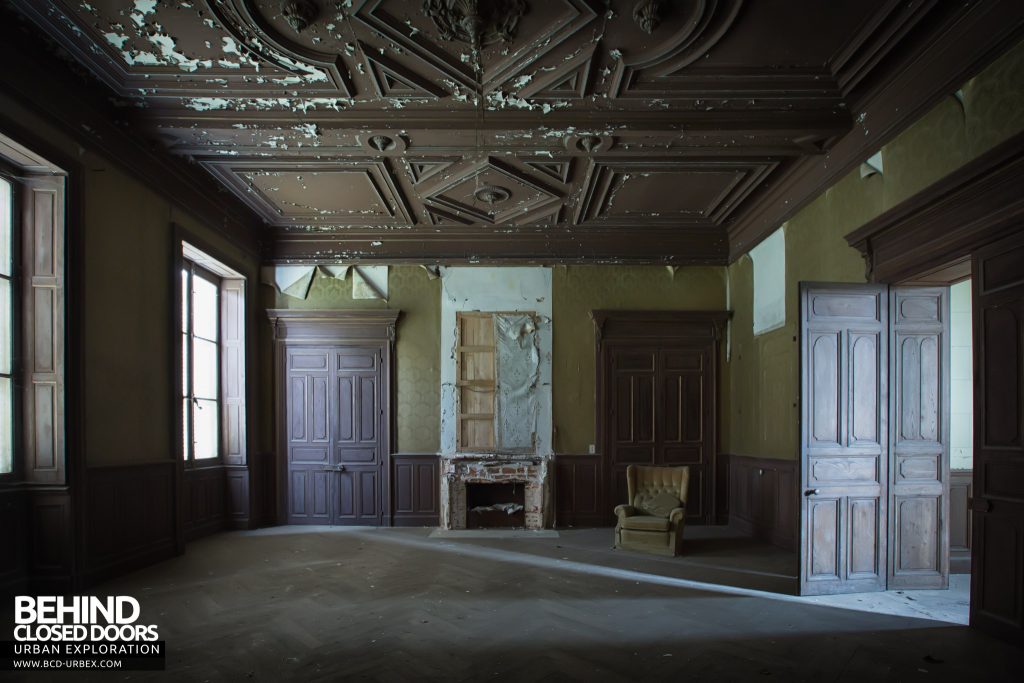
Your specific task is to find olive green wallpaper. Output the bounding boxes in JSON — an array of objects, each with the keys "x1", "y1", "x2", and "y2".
[
  {"x1": 552, "y1": 266, "x2": 727, "y2": 454},
  {"x1": 266, "y1": 266, "x2": 441, "y2": 453},
  {"x1": 722, "y1": 37, "x2": 1024, "y2": 460}
]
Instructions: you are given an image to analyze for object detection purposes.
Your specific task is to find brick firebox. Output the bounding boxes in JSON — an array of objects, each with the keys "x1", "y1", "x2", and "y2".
[{"x1": 439, "y1": 455, "x2": 551, "y2": 530}]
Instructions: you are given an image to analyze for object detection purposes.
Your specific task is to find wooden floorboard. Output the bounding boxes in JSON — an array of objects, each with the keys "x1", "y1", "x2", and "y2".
[{"x1": 1, "y1": 527, "x2": 1015, "y2": 682}]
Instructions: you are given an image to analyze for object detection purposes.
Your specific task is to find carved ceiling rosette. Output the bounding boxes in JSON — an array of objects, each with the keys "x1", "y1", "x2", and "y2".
[{"x1": 422, "y1": 0, "x2": 528, "y2": 48}]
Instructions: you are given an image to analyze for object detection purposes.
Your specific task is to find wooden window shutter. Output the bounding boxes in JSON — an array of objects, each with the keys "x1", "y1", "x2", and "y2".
[
  {"x1": 21, "y1": 175, "x2": 65, "y2": 485},
  {"x1": 220, "y1": 278, "x2": 246, "y2": 465}
]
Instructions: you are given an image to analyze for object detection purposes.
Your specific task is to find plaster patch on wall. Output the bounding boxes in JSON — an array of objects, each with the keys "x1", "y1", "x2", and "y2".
[
  {"x1": 495, "y1": 314, "x2": 540, "y2": 450},
  {"x1": 439, "y1": 267, "x2": 553, "y2": 456}
]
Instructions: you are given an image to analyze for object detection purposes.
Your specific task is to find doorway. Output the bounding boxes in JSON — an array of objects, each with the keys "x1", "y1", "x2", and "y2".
[
  {"x1": 269, "y1": 310, "x2": 398, "y2": 526},
  {"x1": 595, "y1": 311, "x2": 730, "y2": 526}
]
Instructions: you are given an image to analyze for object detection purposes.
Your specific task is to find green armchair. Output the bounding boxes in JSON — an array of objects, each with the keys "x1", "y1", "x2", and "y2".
[{"x1": 614, "y1": 465, "x2": 690, "y2": 557}]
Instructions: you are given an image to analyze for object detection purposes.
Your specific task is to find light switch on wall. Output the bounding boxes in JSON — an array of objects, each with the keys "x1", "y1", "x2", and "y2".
[{"x1": 588, "y1": 444, "x2": 596, "y2": 454}]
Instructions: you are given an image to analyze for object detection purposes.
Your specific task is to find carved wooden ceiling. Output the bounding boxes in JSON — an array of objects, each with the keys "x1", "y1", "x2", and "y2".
[{"x1": 10, "y1": 0, "x2": 1024, "y2": 263}]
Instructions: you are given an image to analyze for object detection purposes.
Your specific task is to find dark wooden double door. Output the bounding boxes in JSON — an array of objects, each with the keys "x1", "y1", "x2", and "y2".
[
  {"x1": 286, "y1": 346, "x2": 386, "y2": 525},
  {"x1": 599, "y1": 312, "x2": 726, "y2": 526}
]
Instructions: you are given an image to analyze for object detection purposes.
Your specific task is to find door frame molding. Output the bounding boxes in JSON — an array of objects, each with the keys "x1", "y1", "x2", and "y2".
[
  {"x1": 267, "y1": 309, "x2": 399, "y2": 526},
  {"x1": 593, "y1": 310, "x2": 731, "y2": 525},
  {"x1": 846, "y1": 130, "x2": 1024, "y2": 284}
]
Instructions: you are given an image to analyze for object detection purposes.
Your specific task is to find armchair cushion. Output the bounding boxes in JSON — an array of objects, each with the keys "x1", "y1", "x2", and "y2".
[
  {"x1": 620, "y1": 515, "x2": 671, "y2": 532},
  {"x1": 638, "y1": 491, "x2": 682, "y2": 518}
]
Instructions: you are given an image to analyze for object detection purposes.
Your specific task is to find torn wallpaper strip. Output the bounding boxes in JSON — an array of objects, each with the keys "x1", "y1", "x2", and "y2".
[
  {"x1": 319, "y1": 265, "x2": 350, "y2": 280},
  {"x1": 494, "y1": 313, "x2": 539, "y2": 450},
  {"x1": 352, "y1": 265, "x2": 389, "y2": 300},
  {"x1": 260, "y1": 265, "x2": 316, "y2": 300}
]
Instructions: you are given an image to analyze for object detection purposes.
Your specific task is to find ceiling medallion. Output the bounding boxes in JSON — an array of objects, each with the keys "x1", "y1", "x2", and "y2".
[
  {"x1": 369, "y1": 135, "x2": 396, "y2": 151},
  {"x1": 422, "y1": 0, "x2": 528, "y2": 48},
  {"x1": 474, "y1": 186, "x2": 512, "y2": 204},
  {"x1": 577, "y1": 135, "x2": 601, "y2": 153},
  {"x1": 633, "y1": 0, "x2": 662, "y2": 34},
  {"x1": 281, "y1": 0, "x2": 318, "y2": 33}
]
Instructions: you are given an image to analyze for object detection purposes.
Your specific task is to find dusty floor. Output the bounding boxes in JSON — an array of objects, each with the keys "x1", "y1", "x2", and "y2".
[{"x1": 4, "y1": 526, "x2": 1016, "y2": 682}]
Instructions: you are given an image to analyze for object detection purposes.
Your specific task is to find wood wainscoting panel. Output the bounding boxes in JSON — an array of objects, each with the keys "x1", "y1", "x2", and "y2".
[
  {"x1": 726, "y1": 454, "x2": 798, "y2": 552},
  {"x1": 84, "y1": 462, "x2": 177, "y2": 585},
  {"x1": 554, "y1": 454, "x2": 604, "y2": 528},
  {"x1": 184, "y1": 466, "x2": 228, "y2": 541},
  {"x1": 226, "y1": 465, "x2": 251, "y2": 529},
  {"x1": 950, "y1": 469, "x2": 973, "y2": 574},
  {"x1": 0, "y1": 489, "x2": 27, "y2": 596},
  {"x1": 392, "y1": 454, "x2": 439, "y2": 527}
]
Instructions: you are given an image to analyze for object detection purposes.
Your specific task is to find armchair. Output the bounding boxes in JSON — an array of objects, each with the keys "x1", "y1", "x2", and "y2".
[{"x1": 614, "y1": 465, "x2": 690, "y2": 557}]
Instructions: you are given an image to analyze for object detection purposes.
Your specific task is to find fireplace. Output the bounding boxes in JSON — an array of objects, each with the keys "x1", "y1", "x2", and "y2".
[
  {"x1": 466, "y1": 483, "x2": 525, "y2": 528},
  {"x1": 439, "y1": 456, "x2": 550, "y2": 530}
]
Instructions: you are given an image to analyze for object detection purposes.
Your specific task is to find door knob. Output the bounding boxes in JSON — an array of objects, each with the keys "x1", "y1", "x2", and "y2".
[{"x1": 804, "y1": 489, "x2": 820, "y2": 497}]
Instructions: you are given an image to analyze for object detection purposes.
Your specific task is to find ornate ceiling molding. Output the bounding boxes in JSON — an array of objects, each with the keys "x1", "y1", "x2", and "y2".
[
  {"x1": 574, "y1": 158, "x2": 777, "y2": 227},
  {"x1": 203, "y1": 158, "x2": 416, "y2": 227},
  {"x1": 608, "y1": 0, "x2": 744, "y2": 98},
  {"x1": 205, "y1": 0, "x2": 354, "y2": 96}
]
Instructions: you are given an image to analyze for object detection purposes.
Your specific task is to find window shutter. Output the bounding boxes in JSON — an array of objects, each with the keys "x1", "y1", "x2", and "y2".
[
  {"x1": 21, "y1": 175, "x2": 64, "y2": 485},
  {"x1": 220, "y1": 278, "x2": 245, "y2": 465}
]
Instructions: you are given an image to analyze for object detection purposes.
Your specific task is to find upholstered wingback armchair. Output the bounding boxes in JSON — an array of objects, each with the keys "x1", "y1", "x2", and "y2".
[{"x1": 614, "y1": 465, "x2": 690, "y2": 557}]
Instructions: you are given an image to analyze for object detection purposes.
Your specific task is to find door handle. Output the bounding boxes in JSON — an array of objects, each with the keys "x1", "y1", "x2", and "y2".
[
  {"x1": 323, "y1": 464, "x2": 346, "y2": 472},
  {"x1": 804, "y1": 489, "x2": 820, "y2": 497}
]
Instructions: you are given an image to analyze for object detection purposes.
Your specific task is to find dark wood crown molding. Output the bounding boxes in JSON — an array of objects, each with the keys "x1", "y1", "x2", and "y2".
[{"x1": 845, "y1": 130, "x2": 1024, "y2": 284}]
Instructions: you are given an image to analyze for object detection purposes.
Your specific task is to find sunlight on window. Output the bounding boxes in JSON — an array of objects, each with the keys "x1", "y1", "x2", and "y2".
[{"x1": 0, "y1": 177, "x2": 11, "y2": 473}]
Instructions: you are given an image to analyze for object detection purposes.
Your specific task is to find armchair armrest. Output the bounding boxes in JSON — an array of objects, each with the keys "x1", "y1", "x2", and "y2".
[
  {"x1": 614, "y1": 504, "x2": 638, "y2": 519},
  {"x1": 669, "y1": 507, "x2": 686, "y2": 525}
]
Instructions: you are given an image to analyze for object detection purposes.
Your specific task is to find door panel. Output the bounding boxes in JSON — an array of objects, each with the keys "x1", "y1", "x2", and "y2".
[
  {"x1": 334, "y1": 348, "x2": 384, "y2": 525},
  {"x1": 801, "y1": 284, "x2": 888, "y2": 595},
  {"x1": 889, "y1": 287, "x2": 948, "y2": 589},
  {"x1": 286, "y1": 349, "x2": 333, "y2": 524},
  {"x1": 971, "y1": 230, "x2": 1024, "y2": 645}
]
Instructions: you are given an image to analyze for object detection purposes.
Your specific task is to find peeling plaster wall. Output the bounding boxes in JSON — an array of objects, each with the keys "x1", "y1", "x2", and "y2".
[
  {"x1": 439, "y1": 267, "x2": 553, "y2": 456},
  {"x1": 722, "y1": 37, "x2": 1024, "y2": 461},
  {"x1": 552, "y1": 266, "x2": 727, "y2": 454},
  {"x1": 0, "y1": 91, "x2": 261, "y2": 467},
  {"x1": 266, "y1": 266, "x2": 441, "y2": 453}
]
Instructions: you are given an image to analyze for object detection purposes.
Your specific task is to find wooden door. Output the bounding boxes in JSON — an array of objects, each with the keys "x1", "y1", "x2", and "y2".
[
  {"x1": 607, "y1": 344, "x2": 712, "y2": 523},
  {"x1": 285, "y1": 347, "x2": 333, "y2": 524},
  {"x1": 888, "y1": 287, "x2": 949, "y2": 589},
  {"x1": 284, "y1": 346, "x2": 386, "y2": 526},
  {"x1": 800, "y1": 284, "x2": 888, "y2": 595},
  {"x1": 970, "y1": 230, "x2": 1024, "y2": 645},
  {"x1": 333, "y1": 347, "x2": 385, "y2": 526},
  {"x1": 659, "y1": 347, "x2": 711, "y2": 522},
  {"x1": 608, "y1": 345, "x2": 657, "y2": 513}
]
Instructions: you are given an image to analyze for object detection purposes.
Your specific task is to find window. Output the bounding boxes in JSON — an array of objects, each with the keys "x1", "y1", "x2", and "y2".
[
  {"x1": 177, "y1": 239, "x2": 247, "y2": 467},
  {"x1": 181, "y1": 261, "x2": 221, "y2": 461},
  {"x1": 751, "y1": 226, "x2": 786, "y2": 335},
  {"x1": 0, "y1": 176, "x2": 12, "y2": 473},
  {"x1": 0, "y1": 134, "x2": 65, "y2": 485}
]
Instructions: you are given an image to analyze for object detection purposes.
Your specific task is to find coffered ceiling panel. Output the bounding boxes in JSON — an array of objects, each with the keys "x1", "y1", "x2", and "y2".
[{"x1": 10, "y1": 0, "x2": 1022, "y2": 262}]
